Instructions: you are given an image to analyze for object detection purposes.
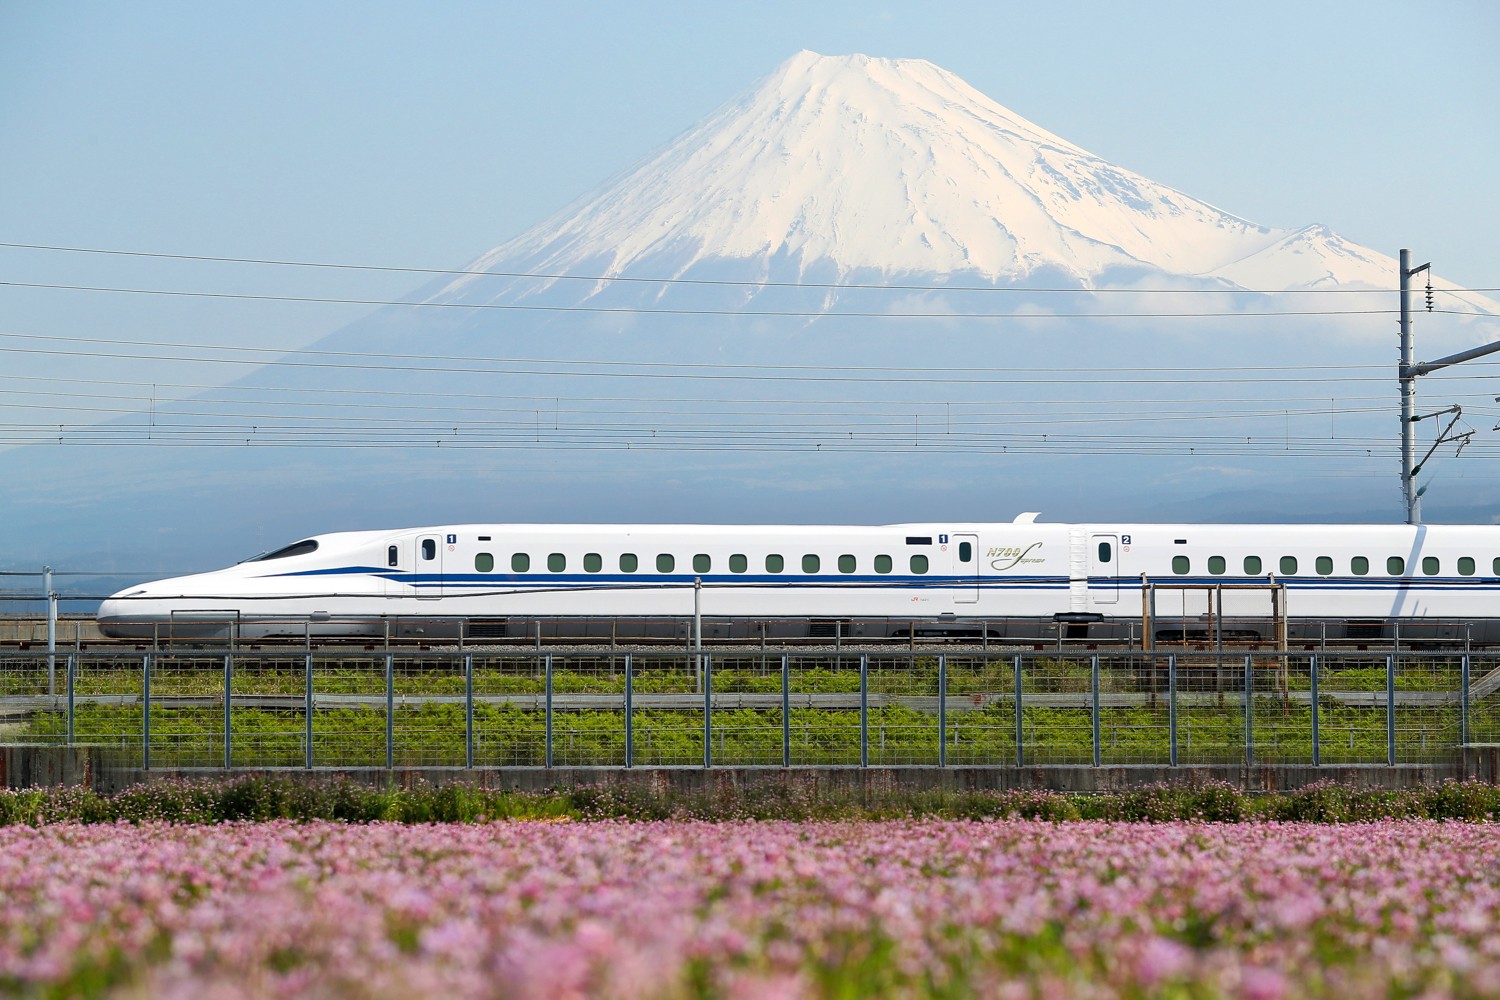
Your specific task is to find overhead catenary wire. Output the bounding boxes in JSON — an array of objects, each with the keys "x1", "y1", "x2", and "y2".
[
  {"x1": 8, "y1": 337, "x2": 1500, "y2": 385},
  {"x1": 0, "y1": 279, "x2": 1413, "y2": 319},
  {"x1": 5, "y1": 240, "x2": 1497, "y2": 295}
]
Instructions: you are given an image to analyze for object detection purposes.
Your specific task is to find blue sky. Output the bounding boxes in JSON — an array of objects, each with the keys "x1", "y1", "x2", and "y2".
[
  {"x1": 1, "y1": 1, "x2": 1498, "y2": 580},
  {"x1": 3, "y1": 1, "x2": 1496, "y2": 292}
]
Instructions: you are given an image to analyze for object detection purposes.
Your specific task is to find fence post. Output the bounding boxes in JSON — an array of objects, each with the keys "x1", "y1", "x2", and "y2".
[
  {"x1": 544, "y1": 654, "x2": 553, "y2": 769},
  {"x1": 1014, "y1": 654, "x2": 1024, "y2": 767},
  {"x1": 304, "y1": 653, "x2": 313, "y2": 769},
  {"x1": 1090, "y1": 653, "x2": 1101, "y2": 767},
  {"x1": 937, "y1": 654, "x2": 947, "y2": 768},
  {"x1": 1244, "y1": 653, "x2": 1253, "y2": 768},
  {"x1": 1386, "y1": 654, "x2": 1396, "y2": 766},
  {"x1": 384, "y1": 654, "x2": 394, "y2": 770},
  {"x1": 223, "y1": 653, "x2": 233, "y2": 768},
  {"x1": 64, "y1": 653, "x2": 75, "y2": 746},
  {"x1": 859, "y1": 654, "x2": 869, "y2": 768},
  {"x1": 1167, "y1": 653, "x2": 1177, "y2": 767},
  {"x1": 781, "y1": 653, "x2": 790, "y2": 768},
  {"x1": 1461, "y1": 654, "x2": 1471, "y2": 749},
  {"x1": 703, "y1": 652, "x2": 713, "y2": 769},
  {"x1": 142, "y1": 653, "x2": 151, "y2": 771},
  {"x1": 464, "y1": 654, "x2": 474, "y2": 769},
  {"x1": 1310, "y1": 655, "x2": 1320, "y2": 767},
  {"x1": 624, "y1": 653, "x2": 633, "y2": 769}
]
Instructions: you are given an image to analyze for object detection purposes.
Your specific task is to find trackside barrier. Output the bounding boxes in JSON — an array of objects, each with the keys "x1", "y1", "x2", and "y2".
[{"x1": 0, "y1": 649, "x2": 1486, "y2": 769}]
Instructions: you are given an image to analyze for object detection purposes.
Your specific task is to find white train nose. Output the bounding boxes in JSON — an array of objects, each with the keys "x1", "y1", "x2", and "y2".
[{"x1": 97, "y1": 587, "x2": 152, "y2": 639}]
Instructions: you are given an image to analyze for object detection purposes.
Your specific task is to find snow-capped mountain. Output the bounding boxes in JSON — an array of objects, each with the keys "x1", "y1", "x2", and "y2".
[{"x1": 424, "y1": 50, "x2": 1476, "y2": 308}]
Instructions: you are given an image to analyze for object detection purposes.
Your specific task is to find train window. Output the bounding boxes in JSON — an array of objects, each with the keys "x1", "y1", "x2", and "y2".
[
  {"x1": 1351, "y1": 556, "x2": 1369, "y2": 576},
  {"x1": 512, "y1": 553, "x2": 530, "y2": 572},
  {"x1": 584, "y1": 553, "x2": 602, "y2": 573},
  {"x1": 1172, "y1": 556, "x2": 1189, "y2": 575},
  {"x1": 548, "y1": 553, "x2": 566, "y2": 572},
  {"x1": 1388, "y1": 556, "x2": 1405, "y2": 575},
  {"x1": 1244, "y1": 556, "x2": 1262, "y2": 575},
  {"x1": 693, "y1": 554, "x2": 711, "y2": 573},
  {"x1": 766, "y1": 554, "x2": 784, "y2": 573},
  {"x1": 958, "y1": 541, "x2": 972, "y2": 562},
  {"x1": 1494, "y1": 557, "x2": 1500, "y2": 576},
  {"x1": 1207, "y1": 556, "x2": 1225, "y2": 575},
  {"x1": 802, "y1": 554, "x2": 820, "y2": 573},
  {"x1": 1279, "y1": 556, "x2": 1298, "y2": 575},
  {"x1": 838, "y1": 554, "x2": 856, "y2": 573},
  {"x1": 1422, "y1": 557, "x2": 1440, "y2": 576},
  {"x1": 253, "y1": 539, "x2": 320, "y2": 561},
  {"x1": 387, "y1": 545, "x2": 398, "y2": 568},
  {"x1": 874, "y1": 554, "x2": 893, "y2": 574},
  {"x1": 1315, "y1": 556, "x2": 1333, "y2": 576},
  {"x1": 729, "y1": 554, "x2": 748, "y2": 573},
  {"x1": 1459, "y1": 557, "x2": 1475, "y2": 576},
  {"x1": 910, "y1": 554, "x2": 929, "y2": 574},
  {"x1": 657, "y1": 554, "x2": 675, "y2": 573},
  {"x1": 421, "y1": 539, "x2": 436, "y2": 561},
  {"x1": 620, "y1": 553, "x2": 638, "y2": 573},
  {"x1": 475, "y1": 553, "x2": 494, "y2": 573},
  {"x1": 1097, "y1": 541, "x2": 1112, "y2": 562}
]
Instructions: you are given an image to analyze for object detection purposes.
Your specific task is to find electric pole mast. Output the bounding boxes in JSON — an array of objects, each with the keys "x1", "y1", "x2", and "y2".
[
  {"x1": 1399, "y1": 249, "x2": 1430, "y2": 524},
  {"x1": 1397, "y1": 249, "x2": 1500, "y2": 525}
]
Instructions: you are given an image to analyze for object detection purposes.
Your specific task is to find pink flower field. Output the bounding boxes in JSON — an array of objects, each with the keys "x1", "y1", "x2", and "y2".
[{"x1": 2, "y1": 819, "x2": 1498, "y2": 998}]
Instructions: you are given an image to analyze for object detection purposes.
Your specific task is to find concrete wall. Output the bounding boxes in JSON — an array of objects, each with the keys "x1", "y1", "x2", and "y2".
[
  {"x1": 7, "y1": 744, "x2": 1493, "y2": 795},
  {"x1": 0, "y1": 745, "x2": 94, "y2": 789}
]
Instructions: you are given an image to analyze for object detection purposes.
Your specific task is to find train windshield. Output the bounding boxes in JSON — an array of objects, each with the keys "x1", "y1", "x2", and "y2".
[{"x1": 245, "y1": 539, "x2": 320, "y2": 562}]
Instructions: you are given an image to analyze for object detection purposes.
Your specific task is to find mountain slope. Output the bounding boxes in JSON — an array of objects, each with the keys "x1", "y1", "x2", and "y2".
[{"x1": 426, "y1": 50, "x2": 1455, "y2": 309}]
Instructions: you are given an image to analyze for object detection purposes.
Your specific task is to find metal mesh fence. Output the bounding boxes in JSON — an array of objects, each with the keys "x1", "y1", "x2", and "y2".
[
  {"x1": 472, "y1": 654, "x2": 545, "y2": 766},
  {"x1": 0, "y1": 648, "x2": 1482, "y2": 769},
  {"x1": 943, "y1": 654, "x2": 1016, "y2": 766},
  {"x1": 1393, "y1": 654, "x2": 1461, "y2": 764},
  {"x1": 787, "y1": 653, "x2": 862, "y2": 766},
  {"x1": 229, "y1": 655, "x2": 308, "y2": 767},
  {"x1": 311, "y1": 655, "x2": 387, "y2": 768},
  {"x1": 1019, "y1": 655, "x2": 1092, "y2": 765},
  {"x1": 144, "y1": 655, "x2": 226, "y2": 768},
  {"x1": 1097, "y1": 654, "x2": 1172, "y2": 765},
  {"x1": 863, "y1": 654, "x2": 939, "y2": 766},
  {"x1": 630, "y1": 653, "x2": 702, "y2": 767},
  {"x1": 1174, "y1": 654, "x2": 1248, "y2": 765},
  {"x1": 709, "y1": 653, "x2": 784, "y2": 767},
  {"x1": 1469, "y1": 656, "x2": 1500, "y2": 746},
  {"x1": 1316, "y1": 654, "x2": 1393, "y2": 765},
  {"x1": 0, "y1": 655, "x2": 63, "y2": 746}
]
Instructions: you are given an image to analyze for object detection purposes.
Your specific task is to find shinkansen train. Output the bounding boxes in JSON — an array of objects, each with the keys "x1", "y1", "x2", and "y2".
[{"x1": 95, "y1": 515, "x2": 1500, "y2": 643}]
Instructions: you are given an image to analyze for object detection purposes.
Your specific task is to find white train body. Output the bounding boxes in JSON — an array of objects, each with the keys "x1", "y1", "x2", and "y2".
[{"x1": 96, "y1": 516, "x2": 1500, "y2": 642}]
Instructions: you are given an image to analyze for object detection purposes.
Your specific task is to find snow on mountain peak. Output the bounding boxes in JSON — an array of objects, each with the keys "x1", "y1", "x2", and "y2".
[
  {"x1": 466, "y1": 50, "x2": 1286, "y2": 288},
  {"x1": 439, "y1": 51, "x2": 1486, "y2": 310}
]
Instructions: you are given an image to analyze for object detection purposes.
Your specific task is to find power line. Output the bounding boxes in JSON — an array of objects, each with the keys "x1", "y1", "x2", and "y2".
[
  {"x1": 7, "y1": 240, "x2": 1496, "y2": 295},
  {"x1": 3, "y1": 372, "x2": 1494, "y2": 411},
  {"x1": 3, "y1": 342, "x2": 1464, "y2": 384},
  {"x1": 0, "y1": 280, "x2": 1402, "y2": 320},
  {"x1": 0, "y1": 330, "x2": 1462, "y2": 375}
]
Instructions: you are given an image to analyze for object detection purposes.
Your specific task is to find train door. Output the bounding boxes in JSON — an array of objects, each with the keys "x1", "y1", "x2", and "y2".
[
  {"x1": 416, "y1": 534, "x2": 444, "y2": 599},
  {"x1": 383, "y1": 540, "x2": 406, "y2": 597},
  {"x1": 952, "y1": 533, "x2": 979, "y2": 603},
  {"x1": 1089, "y1": 534, "x2": 1119, "y2": 604}
]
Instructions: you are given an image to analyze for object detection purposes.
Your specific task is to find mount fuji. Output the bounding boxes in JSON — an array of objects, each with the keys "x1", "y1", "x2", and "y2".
[
  {"x1": 6, "y1": 51, "x2": 1495, "y2": 584},
  {"x1": 418, "y1": 51, "x2": 1472, "y2": 308}
]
